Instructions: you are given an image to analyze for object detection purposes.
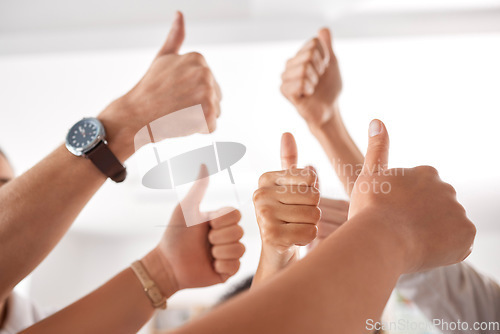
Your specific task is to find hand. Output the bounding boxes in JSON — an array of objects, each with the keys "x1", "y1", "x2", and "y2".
[
  {"x1": 308, "y1": 197, "x2": 349, "y2": 250},
  {"x1": 98, "y1": 12, "x2": 222, "y2": 159},
  {"x1": 280, "y1": 28, "x2": 341, "y2": 128},
  {"x1": 349, "y1": 119, "x2": 476, "y2": 273},
  {"x1": 143, "y1": 165, "x2": 245, "y2": 295},
  {"x1": 252, "y1": 133, "x2": 321, "y2": 284}
]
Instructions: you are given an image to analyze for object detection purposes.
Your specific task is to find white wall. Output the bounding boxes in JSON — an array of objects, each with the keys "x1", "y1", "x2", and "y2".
[{"x1": 1, "y1": 30, "x2": 500, "y2": 318}]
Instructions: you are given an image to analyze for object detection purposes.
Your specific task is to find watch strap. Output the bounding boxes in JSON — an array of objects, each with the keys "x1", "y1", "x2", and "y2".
[
  {"x1": 86, "y1": 141, "x2": 126, "y2": 183},
  {"x1": 131, "y1": 260, "x2": 167, "y2": 309}
]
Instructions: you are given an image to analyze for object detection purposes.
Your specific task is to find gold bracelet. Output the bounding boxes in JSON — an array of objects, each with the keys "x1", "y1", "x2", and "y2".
[{"x1": 131, "y1": 260, "x2": 167, "y2": 309}]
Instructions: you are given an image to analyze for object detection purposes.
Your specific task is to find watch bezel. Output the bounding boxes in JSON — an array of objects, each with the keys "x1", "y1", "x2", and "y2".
[{"x1": 65, "y1": 117, "x2": 106, "y2": 157}]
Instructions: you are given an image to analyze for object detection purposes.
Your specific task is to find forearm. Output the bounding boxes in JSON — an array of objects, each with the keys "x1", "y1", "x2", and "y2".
[
  {"x1": 20, "y1": 250, "x2": 177, "y2": 334},
  {"x1": 309, "y1": 106, "x2": 363, "y2": 196},
  {"x1": 0, "y1": 100, "x2": 133, "y2": 301},
  {"x1": 179, "y1": 211, "x2": 404, "y2": 334}
]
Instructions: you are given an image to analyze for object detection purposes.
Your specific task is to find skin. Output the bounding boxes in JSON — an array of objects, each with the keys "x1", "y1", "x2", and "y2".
[
  {"x1": 252, "y1": 134, "x2": 321, "y2": 285},
  {"x1": 250, "y1": 28, "x2": 372, "y2": 283},
  {"x1": 21, "y1": 166, "x2": 244, "y2": 334},
  {"x1": 5, "y1": 21, "x2": 477, "y2": 333},
  {"x1": 281, "y1": 28, "x2": 364, "y2": 195},
  {"x1": 247, "y1": 27, "x2": 477, "y2": 322},
  {"x1": 22, "y1": 120, "x2": 476, "y2": 334},
  {"x1": 0, "y1": 152, "x2": 14, "y2": 327},
  {"x1": 169, "y1": 120, "x2": 475, "y2": 334},
  {"x1": 0, "y1": 11, "x2": 236, "y2": 331}
]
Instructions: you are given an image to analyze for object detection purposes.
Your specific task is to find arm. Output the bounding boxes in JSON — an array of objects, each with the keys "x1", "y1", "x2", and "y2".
[
  {"x1": 0, "y1": 12, "x2": 222, "y2": 302},
  {"x1": 280, "y1": 28, "x2": 363, "y2": 195},
  {"x1": 282, "y1": 30, "x2": 495, "y2": 328},
  {"x1": 176, "y1": 120, "x2": 475, "y2": 334},
  {"x1": 184, "y1": 211, "x2": 404, "y2": 334},
  {"x1": 397, "y1": 262, "x2": 500, "y2": 332},
  {"x1": 21, "y1": 169, "x2": 245, "y2": 334},
  {"x1": 252, "y1": 133, "x2": 350, "y2": 286},
  {"x1": 252, "y1": 133, "x2": 320, "y2": 286}
]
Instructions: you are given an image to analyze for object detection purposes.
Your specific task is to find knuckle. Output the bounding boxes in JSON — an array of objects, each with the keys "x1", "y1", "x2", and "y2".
[
  {"x1": 305, "y1": 170, "x2": 317, "y2": 185},
  {"x1": 231, "y1": 209, "x2": 242, "y2": 222},
  {"x1": 253, "y1": 187, "x2": 269, "y2": 203},
  {"x1": 236, "y1": 243, "x2": 246, "y2": 257},
  {"x1": 185, "y1": 51, "x2": 205, "y2": 63},
  {"x1": 261, "y1": 224, "x2": 279, "y2": 243},
  {"x1": 418, "y1": 165, "x2": 439, "y2": 176},
  {"x1": 311, "y1": 207, "x2": 322, "y2": 222},
  {"x1": 445, "y1": 183, "x2": 457, "y2": 195},
  {"x1": 207, "y1": 230, "x2": 217, "y2": 244},
  {"x1": 235, "y1": 225, "x2": 244, "y2": 239},
  {"x1": 311, "y1": 38, "x2": 320, "y2": 48},
  {"x1": 199, "y1": 86, "x2": 214, "y2": 101},
  {"x1": 302, "y1": 225, "x2": 318, "y2": 243},
  {"x1": 280, "y1": 83, "x2": 287, "y2": 96},
  {"x1": 468, "y1": 221, "x2": 477, "y2": 237},
  {"x1": 256, "y1": 203, "x2": 274, "y2": 219},
  {"x1": 258, "y1": 172, "x2": 274, "y2": 187},
  {"x1": 281, "y1": 70, "x2": 288, "y2": 80},
  {"x1": 211, "y1": 246, "x2": 219, "y2": 258},
  {"x1": 311, "y1": 190, "x2": 321, "y2": 204}
]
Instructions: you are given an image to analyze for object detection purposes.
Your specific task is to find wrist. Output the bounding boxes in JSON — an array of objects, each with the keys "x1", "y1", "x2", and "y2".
[
  {"x1": 346, "y1": 209, "x2": 409, "y2": 275},
  {"x1": 141, "y1": 248, "x2": 179, "y2": 299},
  {"x1": 307, "y1": 103, "x2": 341, "y2": 134},
  {"x1": 254, "y1": 245, "x2": 298, "y2": 285},
  {"x1": 260, "y1": 244, "x2": 299, "y2": 270},
  {"x1": 97, "y1": 97, "x2": 138, "y2": 162}
]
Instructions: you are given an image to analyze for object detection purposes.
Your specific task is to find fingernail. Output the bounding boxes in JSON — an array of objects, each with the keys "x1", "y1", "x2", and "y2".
[{"x1": 369, "y1": 119, "x2": 382, "y2": 137}]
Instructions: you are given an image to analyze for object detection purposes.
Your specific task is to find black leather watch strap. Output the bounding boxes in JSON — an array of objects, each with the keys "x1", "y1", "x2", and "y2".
[{"x1": 86, "y1": 141, "x2": 127, "y2": 183}]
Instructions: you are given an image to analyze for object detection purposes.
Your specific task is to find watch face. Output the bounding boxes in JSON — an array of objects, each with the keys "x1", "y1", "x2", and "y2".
[{"x1": 65, "y1": 118, "x2": 105, "y2": 156}]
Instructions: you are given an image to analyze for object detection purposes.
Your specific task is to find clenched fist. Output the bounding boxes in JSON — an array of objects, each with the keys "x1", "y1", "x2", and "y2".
[
  {"x1": 349, "y1": 119, "x2": 476, "y2": 273},
  {"x1": 143, "y1": 165, "x2": 245, "y2": 296},
  {"x1": 281, "y1": 28, "x2": 342, "y2": 128},
  {"x1": 98, "y1": 12, "x2": 222, "y2": 160},
  {"x1": 252, "y1": 133, "x2": 321, "y2": 285}
]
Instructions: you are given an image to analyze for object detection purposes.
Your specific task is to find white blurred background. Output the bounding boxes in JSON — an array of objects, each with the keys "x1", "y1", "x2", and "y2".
[{"x1": 1, "y1": 0, "x2": 500, "y2": 332}]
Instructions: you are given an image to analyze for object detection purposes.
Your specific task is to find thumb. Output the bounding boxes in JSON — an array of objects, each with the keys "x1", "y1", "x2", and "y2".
[
  {"x1": 362, "y1": 119, "x2": 390, "y2": 175},
  {"x1": 281, "y1": 132, "x2": 298, "y2": 169},
  {"x1": 181, "y1": 164, "x2": 209, "y2": 207},
  {"x1": 157, "y1": 11, "x2": 185, "y2": 56},
  {"x1": 318, "y1": 28, "x2": 333, "y2": 61}
]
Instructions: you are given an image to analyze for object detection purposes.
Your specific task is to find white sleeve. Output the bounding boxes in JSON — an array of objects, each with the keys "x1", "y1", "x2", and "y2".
[
  {"x1": 0, "y1": 292, "x2": 48, "y2": 334},
  {"x1": 396, "y1": 262, "x2": 500, "y2": 333}
]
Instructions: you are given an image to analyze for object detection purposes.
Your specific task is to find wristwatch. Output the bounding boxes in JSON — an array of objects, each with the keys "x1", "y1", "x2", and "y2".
[{"x1": 65, "y1": 117, "x2": 127, "y2": 183}]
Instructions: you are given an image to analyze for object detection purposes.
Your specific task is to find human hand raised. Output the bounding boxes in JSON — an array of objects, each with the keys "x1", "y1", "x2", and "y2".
[
  {"x1": 99, "y1": 12, "x2": 222, "y2": 160},
  {"x1": 281, "y1": 28, "x2": 342, "y2": 128},
  {"x1": 349, "y1": 119, "x2": 476, "y2": 273},
  {"x1": 143, "y1": 165, "x2": 245, "y2": 295},
  {"x1": 252, "y1": 133, "x2": 321, "y2": 284}
]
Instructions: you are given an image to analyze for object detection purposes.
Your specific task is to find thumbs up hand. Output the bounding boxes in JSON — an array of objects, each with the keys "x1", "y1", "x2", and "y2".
[
  {"x1": 280, "y1": 28, "x2": 342, "y2": 128},
  {"x1": 98, "y1": 11, "x2": 222, "y2": 159},
  {"x1": 349, "y1": 120, "x2": 476, "y2": 274},
  {"x1": 142, "y1": 165, "x2": 245, "y2": 296},
  {"x1": 252, "y1": 133, "x2": 321, "y2": 285}
]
